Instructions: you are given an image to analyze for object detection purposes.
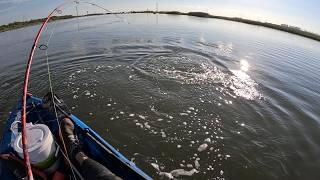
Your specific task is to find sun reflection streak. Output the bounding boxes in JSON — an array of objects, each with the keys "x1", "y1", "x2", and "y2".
[{"x1": 240, "y1": 59, "x2": 249, "y2": 72}]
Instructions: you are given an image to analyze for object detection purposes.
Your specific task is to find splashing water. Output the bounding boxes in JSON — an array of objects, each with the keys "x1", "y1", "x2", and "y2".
[{"x1": 134, "y1": 53, "x2": 262, "y2": 100}]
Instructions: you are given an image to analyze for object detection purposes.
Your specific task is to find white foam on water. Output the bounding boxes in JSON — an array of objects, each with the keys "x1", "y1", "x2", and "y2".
[
  {"x1": 208, "y1": 165, "x2": 214, "y2": 171},
  {"x1": 180, "y1": 113, "x2": 188, "y2": 116},
  {"x1": 186, "y1": 164, "x2": 193, "y2": 168},
  {"x1": 139, "y1": 115, "x2": 146, "y2": 120},
  {"x1": 161, "y1": 131, "x2": 166, "y2": 138},
  {"x1": 159, "y1": 172, "x2": 174, "y2": 179},
  {"x1": 194, "y1": 159, "x2": 200, "y2": 169},
  {"x1": 225, "y1": 155, "x2": 231, "y2": 159},
  {"x1": 220, "y1": 170, "x2": 224, "y2": 176},
  {"x1": 144, "y1": 122, "x2": 151, "y2": 129},
  {"x1": 170, "y1": 169, "x2": 199, "y2": 177},
  {"x1": 135, "y1": 123, "x2": 143, "y2": 128},
  {"x1": 198, "y1": 143, "x2": 208, "y2": 152},
  {"x1": 129, "y1": 114, "x2": 135, "y2": 117},
  {"x1": 151, "y1": 163, "x2": 160, "y2": 171}
]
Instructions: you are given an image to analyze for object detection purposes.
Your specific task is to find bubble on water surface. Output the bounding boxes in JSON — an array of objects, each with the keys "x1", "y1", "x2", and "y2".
[
  {"x1": 161, "y1": 131, "x2": 166, "y2": 138},
  {"x1": 180, "y1": 113, "x2": 188, "y2": 116},
  {"x1": 194, "y1": 159, "x2": 200, "y2": 169},
  {"x1": 151, "y1": 163, "x2": 160, "y2": 171},
  {"x1": 85, "y1": 91, "x2": 90, "y2": 96},
  {"x1": 220, "y1": 170, "x2": 224, "y2": 176},
  {"x1": 198, "y1": 143, "x2": 208, "y2": 152},
  {"x1": 144, "y1": 122, "x2": 151, "y2": 129},
  {"x1": 135, "y1": 123, "x2": 143, "y2": 128}
]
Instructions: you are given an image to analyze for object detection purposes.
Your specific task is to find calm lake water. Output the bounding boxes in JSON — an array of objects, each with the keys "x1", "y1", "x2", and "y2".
[{"x1": 0, "y1": 14, "x2": 320, "y2": 179}]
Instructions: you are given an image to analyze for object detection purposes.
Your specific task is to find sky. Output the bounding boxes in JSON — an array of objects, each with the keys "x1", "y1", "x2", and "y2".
[{"x1": 0, "y1": 0, "x2": 319, "y2": 34}]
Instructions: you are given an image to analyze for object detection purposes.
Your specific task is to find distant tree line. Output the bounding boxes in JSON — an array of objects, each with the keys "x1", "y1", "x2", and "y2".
[
  {"x1": 1, "y1": 11, "x2": 319, "y2": 42},
  {"x1": 0, "y1": 15, "x2": 74, "y2": 32}
]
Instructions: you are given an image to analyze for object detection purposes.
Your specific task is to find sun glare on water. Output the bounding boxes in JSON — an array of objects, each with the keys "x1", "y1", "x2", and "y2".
[{"x1": 240, "y1": 59, "x2": 249, "y2": 72}]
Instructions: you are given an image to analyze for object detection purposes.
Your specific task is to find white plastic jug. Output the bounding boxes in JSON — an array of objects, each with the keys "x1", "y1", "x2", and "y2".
[{"x1": 13, "y1": 123, "x2": 60, "y2": 173}]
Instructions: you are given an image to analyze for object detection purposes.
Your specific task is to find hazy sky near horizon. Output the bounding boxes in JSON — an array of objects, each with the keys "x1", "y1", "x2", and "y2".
[{"x1": 0, "y1": 0, "x2": 319, "y2": 34}]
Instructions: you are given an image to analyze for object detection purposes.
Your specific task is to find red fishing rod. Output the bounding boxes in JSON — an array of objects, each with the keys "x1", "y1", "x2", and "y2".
[
  {"x1": 21, "y1": 1, "x2": 122, "y2": 179},
  {"x1": 21, "y1": 2, "x2": 69, "y2": 179}
]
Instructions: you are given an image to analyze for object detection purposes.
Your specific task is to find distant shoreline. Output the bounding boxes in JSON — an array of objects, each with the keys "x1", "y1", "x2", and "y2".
[
  {"x1": 0, "y1": 15, "x2": 74, "y2": 33},
  {"x1": 1, "y1": 11, "x2": 319, "y2": 42}
]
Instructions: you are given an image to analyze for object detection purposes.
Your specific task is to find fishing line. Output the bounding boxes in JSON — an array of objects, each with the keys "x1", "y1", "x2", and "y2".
[
  {"x1": 43, "y1": 13, "x2": 79, "y2": 180},
  {"x1": 82, "y1": 1, "x2": 129, "y2": 24},
  {"x1": 54, "y1": 141, "x2": 84, "y2": 180}
]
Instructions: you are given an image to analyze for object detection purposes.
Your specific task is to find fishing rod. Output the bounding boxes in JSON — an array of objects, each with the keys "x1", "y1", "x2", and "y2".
[
  {"x1": 21, "y1": 2, "x2": 69, "y2": 178},
  {"x1": 21, "y1": 1, "x2": 129, "y2": 179}
]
